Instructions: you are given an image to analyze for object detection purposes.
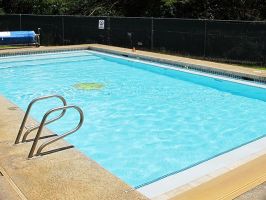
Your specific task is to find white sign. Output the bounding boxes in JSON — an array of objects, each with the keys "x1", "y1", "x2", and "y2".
[{"x1": 98, "y1": 20, "x2": 105, "y2": 30}]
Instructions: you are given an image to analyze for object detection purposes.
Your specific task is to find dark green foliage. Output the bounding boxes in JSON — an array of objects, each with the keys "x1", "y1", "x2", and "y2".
[
  {"x1": 1, "y1": 0, "x2": 266, "y2": 20},
  {"x1": 0, "y1": 0, "x2": 4, "y2": 14}
]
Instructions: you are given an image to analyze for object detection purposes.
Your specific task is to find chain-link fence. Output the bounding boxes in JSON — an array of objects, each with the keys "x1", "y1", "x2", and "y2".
[{"x1": 1, "y1": 14, "x2": 265, "y2": 65}]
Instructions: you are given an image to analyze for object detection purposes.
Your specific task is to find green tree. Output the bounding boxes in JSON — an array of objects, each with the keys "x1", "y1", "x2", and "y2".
[
  {"x1": 0, "y1": 0, "x2": 4, "y2": 15},
  {"x1": 1, "y1": 0, "x2": 266, "y2": 20},
  {"x1": 34, "y1": 0, "x2": 68, "y2": 15},
  {"x1": 66, "y1": 0, "x2": 121, "y2": 16},
  {"x1": 2, "y1": 0, "x2": 68, "y2": 15}
]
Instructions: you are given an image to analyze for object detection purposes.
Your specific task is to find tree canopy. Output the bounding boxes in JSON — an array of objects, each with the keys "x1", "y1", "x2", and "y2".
[{"x1": 0, "y1": 0, "x2": 266, "y2": 20}]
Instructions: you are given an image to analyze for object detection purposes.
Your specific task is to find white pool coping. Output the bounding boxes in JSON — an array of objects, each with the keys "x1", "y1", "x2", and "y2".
[{"x1": 137, "y1": 137, "x2": 266, "y2": 198}]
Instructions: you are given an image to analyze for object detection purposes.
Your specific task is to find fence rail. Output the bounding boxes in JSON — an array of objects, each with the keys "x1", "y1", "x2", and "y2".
[{"x1": 1, "y1": 14, "x2": 265, "y2": 65}]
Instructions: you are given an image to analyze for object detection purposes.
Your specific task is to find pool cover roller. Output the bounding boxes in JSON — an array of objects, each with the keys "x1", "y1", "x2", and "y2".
[{"x1": 0, "y1": 31, "x2": 40, "y2": 46}]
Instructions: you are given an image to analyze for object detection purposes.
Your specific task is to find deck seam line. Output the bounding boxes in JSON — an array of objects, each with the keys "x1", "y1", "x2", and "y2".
[
  {"x1": 218, "y1": 175, "x2": 266, "y2": 200},
  {"x1": 0, "y1": 166, "x2": 28, "y2": 200}
]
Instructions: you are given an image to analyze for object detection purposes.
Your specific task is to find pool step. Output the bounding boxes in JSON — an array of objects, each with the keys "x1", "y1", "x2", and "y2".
[{"x1": 0, "y1": 168, "x2": 27, "y2": 200}]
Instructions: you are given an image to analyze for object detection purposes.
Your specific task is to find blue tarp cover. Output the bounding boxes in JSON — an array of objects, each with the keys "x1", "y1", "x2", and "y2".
[{"x1": 0, "y1": 31, "x2": 37, "y2": 45}]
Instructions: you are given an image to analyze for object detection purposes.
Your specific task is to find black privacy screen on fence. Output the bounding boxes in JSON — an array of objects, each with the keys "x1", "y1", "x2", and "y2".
[
  {"x1": 0, "y1": 14, "x2": 266, "y2": 65},
  {"x1": 205, "y1": 20, "x2": 266, "y2": 63},
  {"x1": 64, "y1": 16, "x2": 108, "y2": 45},
  {"x1": 153, "y1": 18, "x2": 206, "y2": 57},
  {"x1": 109, "y1": 17, "x2": 152, "y2": 49},
  {"x1": 21, "y1": 15, "x2": 63, "y2": 45}
]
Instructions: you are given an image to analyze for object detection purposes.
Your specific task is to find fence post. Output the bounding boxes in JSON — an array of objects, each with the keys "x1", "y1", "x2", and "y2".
[
  {"x1": 203, "y1": 19, "x2": 207, "y2": 57},
  {"x1": 62, "y1": 15, "x2": 65, "y2": 45},
  {"x1": 106, "y1": 17, "x2": 111, "y2": 45},
  {"x1": 19, "y1": 14, "x2": 22, "y2": 30},
  {"x1": 151, "y1": 17, "x2": 154, "y2": 50}
]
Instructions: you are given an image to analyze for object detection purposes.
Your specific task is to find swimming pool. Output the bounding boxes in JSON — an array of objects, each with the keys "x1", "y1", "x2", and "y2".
[{"x1": 0, "y1": 50, "x2": 265, "y2": 188}]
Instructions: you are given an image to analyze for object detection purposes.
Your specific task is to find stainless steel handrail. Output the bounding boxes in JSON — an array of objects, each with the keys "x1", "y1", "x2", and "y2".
[
  {"x1": 28, "y1": 105, "x2": 84, "y2": 158},
  {"x1": 14, "y1": 95, "x2": 67, "y2": 144}
]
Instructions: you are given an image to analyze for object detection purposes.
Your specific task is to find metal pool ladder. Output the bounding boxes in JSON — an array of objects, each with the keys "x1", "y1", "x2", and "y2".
[{"x1": 14, "y1": 95, "x2": 84, "y2": 159}]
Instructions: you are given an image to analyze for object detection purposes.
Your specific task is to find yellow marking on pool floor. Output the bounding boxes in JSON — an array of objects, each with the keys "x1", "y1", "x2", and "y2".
[{"x1": 73, "y1": 82, "x2": 104, "y2": 90}]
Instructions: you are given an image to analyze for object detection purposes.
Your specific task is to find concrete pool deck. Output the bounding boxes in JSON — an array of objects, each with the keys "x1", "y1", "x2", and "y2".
[
  {"x1": 0, "y1": 95, "x2": 146, "y2": 200},
  {"x1": 0, "y1": 44, "x2": 265, "y2": 199}
]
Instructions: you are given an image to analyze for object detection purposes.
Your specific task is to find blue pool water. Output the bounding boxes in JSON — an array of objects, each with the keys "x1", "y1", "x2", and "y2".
[{"x1": 0, "y1": 50, "x2": 265, "y2": 187}]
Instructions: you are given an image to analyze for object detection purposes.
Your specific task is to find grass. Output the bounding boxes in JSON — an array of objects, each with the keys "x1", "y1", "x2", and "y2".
[
  {"x1": 0, "y1": 45, "x2": 24, "y2": 50},
  {"x1": 239, "y1": 63, "x2": 266, "y2": 70},
  {"x1": 0, "y1": 45, "x2": 32, "y2": 50},
  {"x1": 255, "y1": 67, "x2": 266, "y2": 70},
  {"x1": 0, "y1": 45, "x2": 17, "y2": 49}
]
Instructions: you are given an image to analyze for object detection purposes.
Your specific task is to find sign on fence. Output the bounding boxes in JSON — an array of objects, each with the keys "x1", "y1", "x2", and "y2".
[{"x1": 98, "y1": 20, "x2": 105, "y2": 29}]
